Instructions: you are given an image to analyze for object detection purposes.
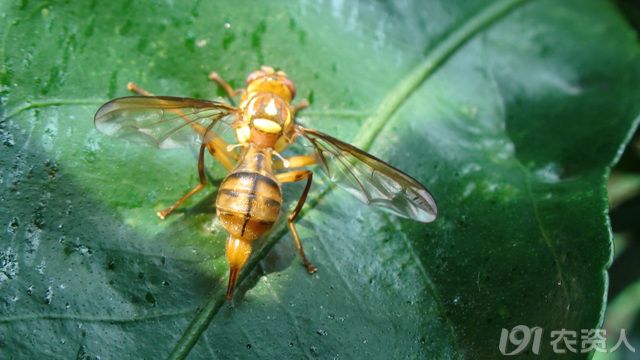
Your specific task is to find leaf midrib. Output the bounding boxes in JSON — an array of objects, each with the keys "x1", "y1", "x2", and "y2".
[{"x1": 168, "y1": 1, "x2": 531, "y2": 359}]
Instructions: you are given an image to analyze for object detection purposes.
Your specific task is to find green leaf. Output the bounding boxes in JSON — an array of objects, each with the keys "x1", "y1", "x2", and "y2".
[{"x1": 1, "y1": 0, "x2": 639, "y2": 359}]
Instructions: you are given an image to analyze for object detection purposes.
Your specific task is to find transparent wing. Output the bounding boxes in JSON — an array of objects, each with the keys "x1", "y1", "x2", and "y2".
[
  {"x1": 296, "y1": 125, "x2": 437, "y2": 223},
  {"x1": 94, "y1": 96, "x2": 237, "y2": 149}
]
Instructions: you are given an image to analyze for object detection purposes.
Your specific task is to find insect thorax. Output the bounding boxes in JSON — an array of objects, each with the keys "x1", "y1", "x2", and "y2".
[{"x1": 236, "y1": 93, "x2": 293, "y2": 148}]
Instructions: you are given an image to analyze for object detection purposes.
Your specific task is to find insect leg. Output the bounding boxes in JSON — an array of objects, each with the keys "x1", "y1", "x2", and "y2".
[
  {"x1": 208, "y1": 71, "x2": 238, "y2": 101},
  {"x1": 204, "y1": 138, "x2": 237, "y2": 171},
  {"x1": 276, "y1": 170, "x2": 317, "y2": 273},
  {"x1": 157, "y1": 143, "x2": 208, "y2": 219},
  {"x1": 273, "y1": 154, "x2": 316, "y2": 170},
  {"x1": 293, "y1": 99, "x2": 309, "y2": 115},
  {"x1": 127, "y1": 82, "x2": 153, "y2": 96}
]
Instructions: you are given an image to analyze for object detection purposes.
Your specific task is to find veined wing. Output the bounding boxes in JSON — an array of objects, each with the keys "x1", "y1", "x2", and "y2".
[
  {"x1": 296, "y1": 125, "x2": 437, "y2": 223},
  {"x1": 94, "y1": 96, "x2": 238, "y2": 149}
]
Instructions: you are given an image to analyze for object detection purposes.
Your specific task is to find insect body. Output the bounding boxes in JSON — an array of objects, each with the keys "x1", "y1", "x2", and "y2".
[
  {"x1": 94, "y1": 66, "x2": 437, "y2": 300},
  {"x1": 216, "y1": 145, "x2": 282, "y2": 296}
]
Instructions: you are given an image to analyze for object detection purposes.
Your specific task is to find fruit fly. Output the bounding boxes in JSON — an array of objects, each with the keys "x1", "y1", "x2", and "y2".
[{"x1": 94, "y1": 66, "x2": 437, "y2": 300}]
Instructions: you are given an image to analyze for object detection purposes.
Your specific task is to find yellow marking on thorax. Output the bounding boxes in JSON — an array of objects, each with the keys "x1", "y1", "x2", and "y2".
[
  {"x1": 265, "y1": 98, "x2": 278, "y2": 116},
  {"x1": 253, "y1": 118, "x2": 282, "y2": 134}
]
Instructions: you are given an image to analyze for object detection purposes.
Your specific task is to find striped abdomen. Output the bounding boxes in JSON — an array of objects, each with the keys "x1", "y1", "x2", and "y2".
[{"x1": 215, "y1": 171, "x2": 282, "y2": 241}]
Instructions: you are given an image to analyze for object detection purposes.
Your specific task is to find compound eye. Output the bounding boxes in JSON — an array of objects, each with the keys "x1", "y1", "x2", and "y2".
[
  {"x1": 260, "y1": 65, "x2": 276, "y2": 75},
  {"x1": 283, "y1": 78, "x2": 296, "y2": 99},
  {"x1": 246, "y1": 70, "x2": 265, "y2": 84}
]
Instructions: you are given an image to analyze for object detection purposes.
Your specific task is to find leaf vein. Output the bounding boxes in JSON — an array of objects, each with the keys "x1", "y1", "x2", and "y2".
[
  {"x1": 5, "y1": 99, "x2": 105, "y2": 119},
  {"x1": 0, "y1": 307, "x2": 196, "y2": 324}
]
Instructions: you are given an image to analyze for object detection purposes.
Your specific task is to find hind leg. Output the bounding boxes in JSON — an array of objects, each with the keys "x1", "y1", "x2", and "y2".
[{"x1": 276, "y1": 169, "x2": 317, "y2": 273}]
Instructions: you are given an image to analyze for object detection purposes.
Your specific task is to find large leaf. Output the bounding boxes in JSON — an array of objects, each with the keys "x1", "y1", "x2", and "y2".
[{"x1": 1, "y1": 0, "x2": 639, "y2": 358}]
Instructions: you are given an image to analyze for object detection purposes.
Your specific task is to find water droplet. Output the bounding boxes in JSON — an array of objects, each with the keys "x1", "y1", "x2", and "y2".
[
  {"x1": 460, "y1": 163, "x2": 481, "y2": 176},
  {"x1": 535, "y1": 163, "x2": 562, "y2": 183},
  {"x1": 32, "y1": 201, "x2": 46, "y2": 229},
  {"x1": 65, "y1": 200, "x2": 73, "y2": 216},
  {"x1": 0, "y1": 247, "x2": 19, "y2": 284},
  {"x1": 24, "y1": 224, "x2": 42, "y2": 264},
  {"x1": 76, "y1": 345, "x2": 88, "y2": 358},
  {"x1": 145, "y1": 292, "x2": 156, "y2": 306},
  {"x1": 184, "y1": 31, "x2": 196, "y2": 52},
  {"x1": 224, "y1": 22, "x2": 231, "y2": 29},
  {"x1": 42, "y1": 114, "x2": 58, "y2": 151},
  {"x1": 222, "y1": 30, "x2": 235, "y2": 51},
  {"x1": 0, "y1": 124, "x2": 15, "y2": 147},
  {"x1": 251, "y1": 20, "x2": 267, "y2": 50},
  {"x1": 196, "y1": 39, "x2": 207, "y2": 48},
  {"x1": 65, "y1": 241, "x2": 92, "y2": 257},
  {"x1": 44, "y1": 285, "x2": 53, "y2": 304},
  {"x1": 35, "y1": 260, "x2": 46, "y2": 274},
  {"x1": 6, "y1": 217, "x2": 19, "y2": 234},
  {"x1": 44, "y1": 159, "x2": 58, "y2": 179}
]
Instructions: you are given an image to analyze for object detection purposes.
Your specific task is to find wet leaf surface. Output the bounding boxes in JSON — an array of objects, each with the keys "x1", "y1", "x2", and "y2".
[{"x1": 1, "y1": 0, "x2": 640, "y2": 359}]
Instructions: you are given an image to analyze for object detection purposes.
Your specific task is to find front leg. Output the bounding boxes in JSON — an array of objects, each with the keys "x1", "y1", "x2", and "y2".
[
  {"x1": 209, "y1": 71, "x2": 242, "y2": 104},
  {"x1": 293, "y1": 99, "x2": 309, "y2": 116}
]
